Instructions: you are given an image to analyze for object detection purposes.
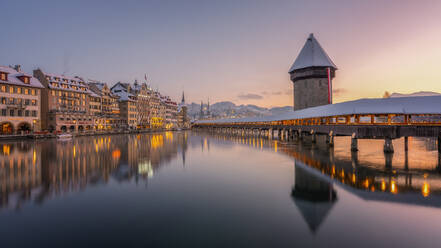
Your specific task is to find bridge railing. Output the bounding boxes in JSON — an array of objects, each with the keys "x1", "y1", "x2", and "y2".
[{"x1": 195, "y1": 114, "x2": 441, "y2": 127}]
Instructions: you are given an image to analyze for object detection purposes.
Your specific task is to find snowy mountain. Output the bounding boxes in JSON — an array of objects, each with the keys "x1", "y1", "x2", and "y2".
[
  {"x1": 389, "y1": 91, "x2": 441, "y2": 98},
  {"x1": 187, "y1": 101, "x2": 291, "y2": 120}
]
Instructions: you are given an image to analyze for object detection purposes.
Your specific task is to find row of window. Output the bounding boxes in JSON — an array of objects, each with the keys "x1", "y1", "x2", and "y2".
[
  {"x1": 1, "y1": 109, "x2": 37, "y2": 117},
  {"x1": 0, "y1": 85, "x2": 37, "y2": 95},
  {"x1": 51, "y1": 90, "x2": 86, "y2": 99},
  {"x1": 1, "y1": 97, "x2": 37, "y2": 106},
  {"x1": 50, "y1": 82, "x2": 87, "y2": 91}
]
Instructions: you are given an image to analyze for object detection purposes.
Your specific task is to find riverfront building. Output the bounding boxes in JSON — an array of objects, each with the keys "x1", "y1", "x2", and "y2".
[
  {"x1": 88, "y1": 81, "x2": 123, "y2": 130},
  {"x1": 0, "y1": 65, "x2": 44, "y2": 134},
  {"x1": 289, "y1": 33, "x2": 337, "y2": 110},
  {"x1": 111, "y1": 82, "x2": 138, "y2": 129},
  {"x1": 33, "y1": 69, "x2": 95, "y2": 132}
]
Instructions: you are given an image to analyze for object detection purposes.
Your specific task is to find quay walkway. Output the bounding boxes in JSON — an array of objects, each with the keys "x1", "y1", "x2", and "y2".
[{"x1": 192, "y1": 95, "x2": 441, "y2": 153}]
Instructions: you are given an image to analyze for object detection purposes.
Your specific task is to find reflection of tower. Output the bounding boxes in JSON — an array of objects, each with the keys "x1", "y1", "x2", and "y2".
[
  {"x1": 180, "y1": 132, "x2": 188, "y2": 167},
  {"x1": 291, "y1": 162, "x2": 337, "y2": 234}
]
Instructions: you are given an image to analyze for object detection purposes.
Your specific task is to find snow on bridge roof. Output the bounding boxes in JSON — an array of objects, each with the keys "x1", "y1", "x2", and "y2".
[{"x1": 195, "y1": 95, "x2": 441, "y2": 124}]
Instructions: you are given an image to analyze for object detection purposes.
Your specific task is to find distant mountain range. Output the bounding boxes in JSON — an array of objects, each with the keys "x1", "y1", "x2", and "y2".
[
  {"x1": 186, "y1": 101, "x2": 292, "y2": 120},
  {"x1": 188, "y1": 91, "x2": 441, "y2": 120},
  {"x1": 389, "y1": 91, "x2": 441, "y2": 98}
]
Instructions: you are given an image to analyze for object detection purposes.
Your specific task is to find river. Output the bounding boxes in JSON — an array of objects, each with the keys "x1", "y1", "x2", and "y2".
[{"x1": 0, "y1": 131, "x2": 440, "y2": 247}]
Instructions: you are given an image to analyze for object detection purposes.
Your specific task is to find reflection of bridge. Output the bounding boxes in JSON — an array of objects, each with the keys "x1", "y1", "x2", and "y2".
[{"x1": 200, "y1": 132, "x2": 441, "y2": 206}]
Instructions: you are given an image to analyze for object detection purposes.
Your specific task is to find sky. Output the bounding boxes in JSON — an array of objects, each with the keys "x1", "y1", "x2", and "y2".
[{"x1": 2, "y1": 0, "x2": 441, "y2": 107}]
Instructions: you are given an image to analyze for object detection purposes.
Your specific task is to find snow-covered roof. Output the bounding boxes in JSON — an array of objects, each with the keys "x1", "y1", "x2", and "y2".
[
  {"x1": 195, "y1": 95, "x2": 441, "y2": 124},
  {"x1": 112, "y1": 87, "x2": 134, "y2": 101},
  {"x1": 0, "y1": 66, "x2": 44, "y2": 88},
  {"x1": 42, "y1": 71, "x2": 94, "y2": 94},
  {"x1": 289, "y1": 34, "x2": 337, "y2": 73}
]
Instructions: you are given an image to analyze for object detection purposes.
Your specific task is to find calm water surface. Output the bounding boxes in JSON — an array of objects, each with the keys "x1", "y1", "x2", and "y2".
[{"x1": 1, "y1": 131, "x2": 441, "y2": 247}]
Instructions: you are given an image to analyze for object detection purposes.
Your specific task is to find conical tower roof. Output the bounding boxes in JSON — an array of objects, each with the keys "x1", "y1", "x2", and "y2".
[{"x1": 289, "y1": 33, "x2": 337, "y2": 73}]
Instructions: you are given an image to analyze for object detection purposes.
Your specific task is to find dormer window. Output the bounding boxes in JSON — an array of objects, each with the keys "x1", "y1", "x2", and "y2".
[
  {"x1": 0, "y1": 72, "x2": 8, "y2": 81},
  {"x1": 17, "y1": 75, "x2": 31, "y2": 84}
]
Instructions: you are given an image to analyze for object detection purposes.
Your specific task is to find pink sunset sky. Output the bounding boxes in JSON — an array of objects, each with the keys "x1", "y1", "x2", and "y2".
[{"x1": 2, "y1": 0, "x2": 441, "y2": 107}]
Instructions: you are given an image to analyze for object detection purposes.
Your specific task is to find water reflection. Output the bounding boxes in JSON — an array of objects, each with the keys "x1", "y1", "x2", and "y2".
[
  {"x1": 0, "y1": 131, "x2": 188, "y2": 210},
  {"x1": 202, "y1": 132, "x2": 441, "y2": 207},
  {"x1": 291, "y1": 162, "x2": 337, "y2": 234}
]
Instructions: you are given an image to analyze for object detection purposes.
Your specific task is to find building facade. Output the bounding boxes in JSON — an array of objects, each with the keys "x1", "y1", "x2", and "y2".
[
  {"x1": 289, "y1": 34, "x2": 337, "y2": 111},
  {"x1": 111, "y1": 82, "x2": 138, "y2": 129},
  {"x1": 88, "y1": 81, "x2": 123, "y2": 130},
  {"x1": 0, "y1": 65, "x2": 43, "y2": 134},
  {"x1": 33, "y1": 69, "x2": 94, "y2": 132}
]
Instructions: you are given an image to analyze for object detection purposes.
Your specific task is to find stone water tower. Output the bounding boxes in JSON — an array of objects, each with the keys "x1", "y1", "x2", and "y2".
[{"x1": 289, "y1": 34, "x2": 337, "y2": 110}]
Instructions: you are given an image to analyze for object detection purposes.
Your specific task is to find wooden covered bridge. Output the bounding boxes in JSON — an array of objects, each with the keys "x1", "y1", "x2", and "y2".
[{"x1": 192, "y1": 95, "x2": 441, "y2": 153}]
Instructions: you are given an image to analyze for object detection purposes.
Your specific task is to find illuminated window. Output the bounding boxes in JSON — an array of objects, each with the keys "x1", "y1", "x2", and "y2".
[
  {"x1": 24, "y1": 88, "x2": 29, "y2": 94},
  {"x1": 9, "y1": 86, "x2": 13, "y2": 93},
  {"x1": 0, "y1": 73, "x2": 6, "y2": 81},
  {"x1": 0, "y1": 85, "x2": 5, "y2": 92},
  {"x1": 31, "y1": 89, "x2": 35, "y2": 95},
  {"x1": 17, "y1": 87, "x2": 22, "y2": 94},
  {"x1": 51, "y1": 90, "x2": 55, "y2": 96}
]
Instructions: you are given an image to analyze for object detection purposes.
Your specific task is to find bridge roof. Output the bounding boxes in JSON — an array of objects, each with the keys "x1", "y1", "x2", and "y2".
[
  {"x1": 289, "y1": 33, "x2": 337, "y2": 73},
  {"x1": 195, "y1": 95, "x2": 441, "y2": 124}
]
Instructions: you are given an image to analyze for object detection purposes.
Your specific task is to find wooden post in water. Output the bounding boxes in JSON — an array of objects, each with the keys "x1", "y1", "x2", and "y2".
[
  {"x1": 438, "y1": 135, "x2": 441, "y2": 153},
  {"x1": 404, "y1": 136, "x2": 409, "y2": 151},
  {"x1": 351, "y1": 133, "x2": 358, "y2": 152},
  {"x1": 384, "y1": 137, "x2": 394, "y2": 153}
]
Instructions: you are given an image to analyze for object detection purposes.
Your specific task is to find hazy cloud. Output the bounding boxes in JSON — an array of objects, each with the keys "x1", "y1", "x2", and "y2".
[
  {"x1": 261, "y1": 91, "x2": 287, "y2": 96},
  {"x1": 238, "y1": 93, "x2": 263, "y2": 100},
  {"x1": 333, "y1": 88, "x2": 347, "y2": 96}
]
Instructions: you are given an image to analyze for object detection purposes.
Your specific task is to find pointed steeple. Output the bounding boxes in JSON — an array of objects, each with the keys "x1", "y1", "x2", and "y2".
[
  {"x1": 181, "y1": 91, "x2": 185, "y2": 104},
  {"x1": 199, "y1": 101, "x2": 204, "y2": 118},
  {"x1": 289, "y1": 33, "x2": 337, "y2": 73},
  {"x1": 207, "y1": 98, "x2": 210, "y2": 116}
]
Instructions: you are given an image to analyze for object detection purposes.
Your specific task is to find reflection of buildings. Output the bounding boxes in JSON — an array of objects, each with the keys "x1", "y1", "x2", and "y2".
[
  {"x1": 0, "y1": 132, "x2": 189, "y2": 210},
  {"x1": 292, "y1": 162, "x2": 337, "y2": 234}
]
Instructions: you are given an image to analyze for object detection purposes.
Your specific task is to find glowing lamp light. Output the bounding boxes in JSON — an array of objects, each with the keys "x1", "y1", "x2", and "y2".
[
  {"x1": 112, "y1": 149, "x2": 121, "y2": 159},
  {"x1": 422, "y1": 182, "x2": 430, "y2": 197},
  {"x1": 391, "y1": 180, "x2": 397, "y2": 194}
]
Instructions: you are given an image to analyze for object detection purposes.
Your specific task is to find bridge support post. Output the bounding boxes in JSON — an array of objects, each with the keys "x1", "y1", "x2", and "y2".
[
  {"x1": 311, "y1": 131, "x2": 316, "y2": 143},
  {"x1": 438, "y1": 135, "x2": 441, "y2": 153},
  {"x1": 326, "y1": 133, "x2": 334, "y2": 147},
  {"x1": 384, "y1": 137, "x2": 394, "y2": 153},
  {"x1": 351, "y1": 134, "x2": 358, "y2": 152},
  {"x1": 404, "y1": 136, "x2": 408, "y2": 151},
  {"x1": 298, "y1": 130, "x2": 303, "y2": 141}
]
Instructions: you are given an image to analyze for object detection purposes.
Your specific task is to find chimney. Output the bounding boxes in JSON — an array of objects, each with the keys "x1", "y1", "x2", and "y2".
[{"x1": 14, "y1": 65, "x2": 21, "y2": 72}]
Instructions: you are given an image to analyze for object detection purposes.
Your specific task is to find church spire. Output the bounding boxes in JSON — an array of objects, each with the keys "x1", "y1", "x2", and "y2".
[{"x1": 181, "y1": 91, "x2": 185, "y2": 104}]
